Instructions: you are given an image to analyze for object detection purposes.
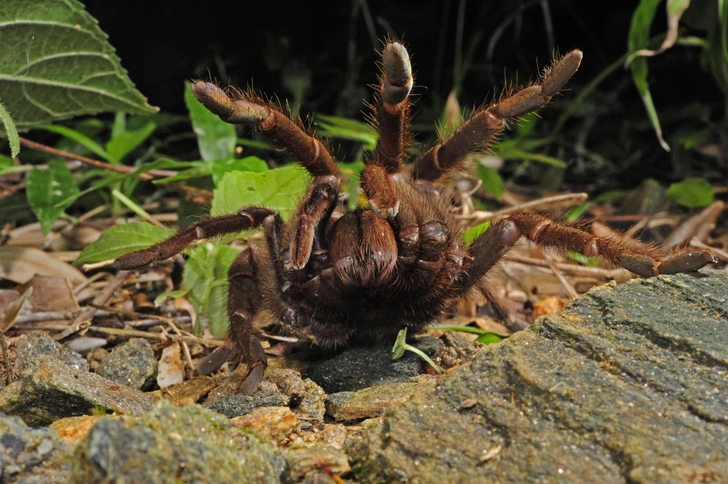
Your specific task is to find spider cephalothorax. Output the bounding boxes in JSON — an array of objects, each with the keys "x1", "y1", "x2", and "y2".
[{"x1": 115, "y1": 42, "x2": 717, "y2": 393}]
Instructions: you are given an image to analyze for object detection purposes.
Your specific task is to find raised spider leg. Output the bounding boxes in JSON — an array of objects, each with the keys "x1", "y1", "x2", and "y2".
[
  {"x1": 457, "y1": 212, "x2": 717, "y2": 294},
  {"x1": 412, "y1": 49, "x2": 583, "y2": 182},
  {"x1": 191, "y1": 81, "x2": 342, "y2": 269},
  {"x1": 361, "y1": 41, "x2": 414, "y2": 219},
  {"x1": 114, "y1": 206, "x2": 276, "y2": 270}
]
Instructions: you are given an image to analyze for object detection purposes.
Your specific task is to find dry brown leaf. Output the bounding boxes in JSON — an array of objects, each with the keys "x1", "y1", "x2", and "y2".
[{"x1": 0, "y1": 247, "x2": 86, "y2": 285}]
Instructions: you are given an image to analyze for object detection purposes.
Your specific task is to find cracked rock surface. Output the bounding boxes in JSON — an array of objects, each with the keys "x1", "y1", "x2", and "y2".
[{"x1": 348, "y1": 271, "x2": 728, "y2": 483}]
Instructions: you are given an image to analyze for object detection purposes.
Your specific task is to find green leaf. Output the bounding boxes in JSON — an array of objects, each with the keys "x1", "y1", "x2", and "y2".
[
  {"x1": 666, "y1": 177, "x2": 715, "y2": 208},
  {"x1": 184, "y1": 82, "x2": 236, "y2": 162},
  {"x1": 211, "y1": 165, "x2": 310, "y2": 221},
  {"x1": 337, "y1": 160, "x2": 364, "y2": 211},
  {"x1": 27, "y1": 160, "x2": 80, "y2": 234},
  {"x1": 182, "y1": 244, "x2": 240, "y2": 337},
  {"x1": 106, "y1": 118, "x2": 156, "y2": 163},
  {"x1": 0, "y1": 101, "x2": 19, "y2": 157},
  {"x1": 316, "y1": 114, "x2": 378, "y2": 150},
  {"x1": 75, "y1": 221, "x2": 172, "y2": 265},
  {"x1": 476, "y1": 164, "x2": 504, "y2": 199},
  {"x1": 40, "y1": 124, "x2": 111, "y2": 161},
  {"x1": 626, "y1": 0, "x2": 670, "y2": 151},
  {"x1": 0, "y1": 0, "x2": 156, "y2": 132},
  {"x1": 211, "y1": 156, "x2": 269, "y2": 185},
  {"x1": 475, "y1": 332, "x2": 505, "y2": 345},
  {"x1": 462, "y1": 222, "x2": 491, "y2": 248}
]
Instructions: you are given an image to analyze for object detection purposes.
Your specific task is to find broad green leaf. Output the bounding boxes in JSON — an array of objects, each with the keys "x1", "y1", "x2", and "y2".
[
  {"x1": 0, "y1": 0, "x2": 156, "y2": 132},
  {"x1": 211, "y1": 165, "x2": 310, "y2": 221},
  {"x1": 626, "y1": 0, "x2": 670, "y2": 151},
  {"x1": 184, "y1": 82, "x2": 236, "y2": 162},
  {"x1": 462, "y1": 222, "x2": 491, "y2": 248},
  {"x1": 27, "y1": 160, "x2": 79, "y2": 234},
  {"x1": 0, "y1": 101, "x2": 19, "y2": 157},
  {"x1": 476, "y1": 164, "x2": 504, "y2": 199},
  {"x1": 211, "y1": 156, "x2": 269, "y2": 185},
  {"x1": 666, "y1": 177, "x2": 714, "y2": 208},
  {"x1": 182, "y1": 244, "x2": 240, "y2": 337},
  {"x1": 76, "y1": 221, "x2": 172, "y2": 265}
]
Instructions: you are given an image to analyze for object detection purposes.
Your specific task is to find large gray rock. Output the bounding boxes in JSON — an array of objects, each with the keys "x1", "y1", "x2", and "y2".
[
  {"x1": 0, "y1": 357, "x2": 157, "y2": 427},
  {"x1": 349, "y1": 271, "x2": 728, "y2": 483},
  {"x1": 71, "y1": 400, "x2": 283, "y2": 483},
  {"x1": 0, "y1": 412, "x2": 71, "y2": 483}
]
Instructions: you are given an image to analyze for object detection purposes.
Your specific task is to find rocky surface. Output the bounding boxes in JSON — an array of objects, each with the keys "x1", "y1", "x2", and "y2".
[
  {"x1": 0, "y1": 271, "x2": 725, "y2": 483},
  {"x1": 0, "y1": 412, "x2": 71, "y2": 483},
  {"x1": 71, "y1": 400, "x2": 283, "y2": 483},
  {"x1": 0, "y1": 357, "x2": 157, "y2": 427},
  {"x1": 348, "y1": 271, "x2": 728, "y2": 483}
]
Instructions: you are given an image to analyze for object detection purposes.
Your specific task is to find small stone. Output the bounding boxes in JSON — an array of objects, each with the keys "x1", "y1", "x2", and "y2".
[
  {"x1": 204, "y1": 390, "x2": 290, "y2": 418},
  {"x1": 97, "y1": 338, "x2": 157, "y2": 390},
  {"x1": 231, "y1": 406, "x2": 299, "y2": 446},
  {"x1": 307, "y1": 336, "x2": 439, "y2": 393},
  {"x1": 159, "y1": 376, "x2": 216, "y2": 406},
  {"x1": 329, "y1": 377, "x2": 437, "y2": 422},
  {"x1": 156, "y1": 343, "x2": 185, "y2": 388},
  {"x1": 285, "y1": 445, "x2": 351, "y2": 482},
  {"x1": 14, "y1": 332, "x2": 89, "y2": 374}
]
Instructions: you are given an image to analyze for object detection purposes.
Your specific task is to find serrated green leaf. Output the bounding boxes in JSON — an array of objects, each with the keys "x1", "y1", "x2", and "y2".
[
  {"x1": 182, "y1": 244, "x2": 240, "y2": 337},
  {"x1": 211, "y1": 156, "x2": 269, "y2": 186},
  {"x1": 476, "y1": 164, "x2": 504, "y2": 199},
  {"x1": 666, "y1": 177, "x2": 714, "y2": 208},
  {"x1": 0, "y1": 0, "x2": 156, "y2": 132},
  {"x1": 462, "y1": 222, "x2": 491, "y2": 248},
  {"x1": 27, "y1": 160, "x2": 80, "y2": 234},
  {"x1": 211, "y1": 165, "x2": 310, "y2": 221},
  {"x1": 184, "y1": 82, "x2": 236, "y2": 162},
  {"x1": 75, "y1": 221, "x2": 171, "y2": 264}
]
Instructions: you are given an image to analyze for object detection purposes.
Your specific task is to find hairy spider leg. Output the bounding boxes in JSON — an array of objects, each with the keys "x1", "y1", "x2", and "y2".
[
  {"x1": 360, "y1": 41, "x2": 414, "y2": 219},
  {"x1": 458, "y1": 212, "x2": 717, "y2": 294},
  {"x1": 192, "y1": 81, "x2": 342, "y2": 270},
  {"x1": 411, "y1": 49, "x2": 583, "y2": 182},
  {"x1": 114, "y1": 206, "x2": 277, "y2": 270}
]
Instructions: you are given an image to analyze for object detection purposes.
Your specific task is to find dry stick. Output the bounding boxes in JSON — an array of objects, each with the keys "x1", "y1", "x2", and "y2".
[
  {"x1": 19, "y1": 137, "x2": 213, "y2": 202},
  {"x1": 690, "y1": 237, "x2": 728, "y2": 262},
  {"x1": 18, "y1": 137, "x2": 176, "y2": 180},
  {"x1": 25, "y1": 324, "x2": 225, "y2": 347},
  {"x1": 503, "y1": 253, "x2": 631, "y2": 279},
  {"x1": 464, "y1": 193, "x2": 589, "y2": 223},
  {"x1": 543, "y1": 254, "x2": 580, "y2": 300}
]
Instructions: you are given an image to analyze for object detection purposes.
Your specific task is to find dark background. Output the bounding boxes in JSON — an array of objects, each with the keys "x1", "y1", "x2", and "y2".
[{"x1": 80, "y1": 0, "x2": 724, "y2": 187}]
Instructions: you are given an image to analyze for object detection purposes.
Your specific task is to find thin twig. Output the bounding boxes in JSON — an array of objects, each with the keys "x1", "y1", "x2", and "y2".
[
  {"x1": 502, "y1": 253, "x2": 631, "y2": 279},
  {"x1": 464, "y1": 193, "x2": 589, "y2": 223},
  {"x1": 543, "y1": 254, "x2": 579, "y2": 300},
  {"x1": 18, "y1": 137, "x2": 177, "y2": 179}
]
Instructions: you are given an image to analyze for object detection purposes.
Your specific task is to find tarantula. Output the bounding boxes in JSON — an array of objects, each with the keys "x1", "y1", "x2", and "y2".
[{"x1": 115, "y1": 42, "x2": 716, "y2": 393}]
